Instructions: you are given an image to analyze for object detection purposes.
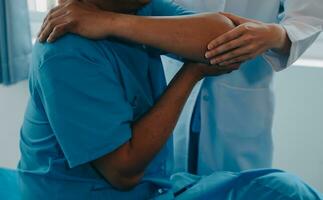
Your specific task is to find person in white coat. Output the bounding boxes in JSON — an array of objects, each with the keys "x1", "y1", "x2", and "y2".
[{"x1": 164, "y1": 0, "x2": 323, "y2": 175}]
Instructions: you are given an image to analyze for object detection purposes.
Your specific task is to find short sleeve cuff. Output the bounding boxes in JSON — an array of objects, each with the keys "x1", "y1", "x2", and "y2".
[{"x1": 67, "y1": 126, "x2": 132, "y2": 168}]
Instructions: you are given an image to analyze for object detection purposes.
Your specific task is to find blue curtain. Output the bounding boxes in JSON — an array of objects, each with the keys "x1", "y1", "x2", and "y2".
[{"x1": 0, "y1": 0, "x2": 32, "y2": 85}]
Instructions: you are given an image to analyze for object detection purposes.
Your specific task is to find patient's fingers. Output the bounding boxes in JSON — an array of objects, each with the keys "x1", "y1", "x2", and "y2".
[
  {"x1": 39, "y1": 14, "x2": 69, "y2": 43},
  {"x1": 38, "y1": 4, "x2": 65, "y2": 38},
  {"x1": 47, "y1": 22, "x2": 70, "y2": 42},
  {"x1": 218, "y1": 62, "x2": 240, "y2": 71},
  {"x1": 219, "y1": 54, "x2": 255, "y2": 66},
  {"x1": 207, "y1": 26, "x2": 245, "y2": 51},
  {"x1": 38, "y1": 0, "x2": 75, "y2": 40},
  {"x1": 58, "y1": 0, "x2": 75, "y2": 4},
  {"x1": 216, "y1": 64, "x2": 240, "y2": 75},
  {"x1": 227, "y1": 62, "x2": 241, "y2": 69},
  {"x1": 205, "y1": 62, "x2": 241, "y2": 76},
  {"x1": 58, "y1": 0, "x2": 66, "y2": 4}
]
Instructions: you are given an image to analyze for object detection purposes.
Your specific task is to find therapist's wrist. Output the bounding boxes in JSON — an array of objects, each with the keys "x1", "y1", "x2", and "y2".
[{"x1": 268, "y1": 24, "x2": 291, "y2": 54}]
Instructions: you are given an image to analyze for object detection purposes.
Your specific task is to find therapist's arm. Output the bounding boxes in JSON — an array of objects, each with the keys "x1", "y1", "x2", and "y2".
[
  {"x1": 38, "y1": 2, "x2": 235, "y2": 63},
  {"x1": 92, "y1": 63, "x2": 239, "y2": 190},
  {"x1": 205, "y1": 13, "x2": 291, "y2": 66}
]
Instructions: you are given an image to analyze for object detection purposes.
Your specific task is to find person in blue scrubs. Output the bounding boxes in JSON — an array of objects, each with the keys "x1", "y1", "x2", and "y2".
[{"x1": 19, "y1": 0, "x2": 323, "y2": 199}]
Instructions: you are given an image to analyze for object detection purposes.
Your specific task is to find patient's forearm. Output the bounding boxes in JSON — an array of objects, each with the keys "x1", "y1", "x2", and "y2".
[
  {"x1": 108, "y1": 13, "x2": 235, "y2": 62},
  {"x1": 93, "y1": 64, "x2": 202, "y2": 190}
]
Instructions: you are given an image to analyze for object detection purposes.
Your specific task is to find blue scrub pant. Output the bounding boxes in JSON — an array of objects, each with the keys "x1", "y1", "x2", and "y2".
[
  {"x1": 153, "y1": 169, "x2": 323, "y2": 200},
  {"x1": 0, "y1": 168, "x2": 20, "y2": 200}
]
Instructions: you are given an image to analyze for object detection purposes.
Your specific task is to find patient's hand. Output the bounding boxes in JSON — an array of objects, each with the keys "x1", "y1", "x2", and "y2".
[
  {"x1": 38, "y1": 0, "x2": 114, "y2": 42},
  {"x1": 185, "y1": 62, "x2": 241, "y2": 81},
  {"x1": 205, "y1": 12, "x2": 291, "y2": 66}
]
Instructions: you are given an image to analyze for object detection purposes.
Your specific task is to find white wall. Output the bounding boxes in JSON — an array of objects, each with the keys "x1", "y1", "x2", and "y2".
[
  {"x1": 0, "y1": 66, "x2": 323, "y2": 192},
  {"x1": 0, "y1": 81, "x2": 29, "y2": 168},
  {"x1": 272, "y1": 66, "x2": 323, "y2": 192}
]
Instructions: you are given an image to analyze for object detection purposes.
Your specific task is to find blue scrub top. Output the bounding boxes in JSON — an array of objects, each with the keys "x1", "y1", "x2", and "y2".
[{"x1": 18, "y1": 1, "x2": 192, "y2": 199}]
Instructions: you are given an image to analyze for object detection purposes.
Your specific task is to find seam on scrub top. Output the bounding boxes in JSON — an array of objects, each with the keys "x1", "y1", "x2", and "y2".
[
  {"x1": 40, "y1": 51, "x2": 75, "y2": 68},
  {"x1": 39, "y1": 51, "x2": 107, "y2": 71}
]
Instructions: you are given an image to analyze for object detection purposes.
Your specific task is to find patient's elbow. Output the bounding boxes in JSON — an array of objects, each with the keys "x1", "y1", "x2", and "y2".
[
  {"x1": 210, "y1": 13, "x2": 235, "y2": 35},
  {"x1": 192, "y1": 13, "x2": 235, "y2": 63},
  {"x1": 108, "y1": 173, "x2": 142, "y2": 191},
  {"x1": 92, "y1": 155, "x2": 144, "y2": 191},
  {"x1": 109, "y1": 144, "x2": 147, "y2": 190}
]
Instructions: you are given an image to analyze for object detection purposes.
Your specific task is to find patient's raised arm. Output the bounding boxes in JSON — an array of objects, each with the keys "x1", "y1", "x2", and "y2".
[
  {"x1": 110, "y1": 13, "x2": 235, "y2": 63},
  {"x1": 38, "y1": 2, "x2": 235, "y2": 63}
]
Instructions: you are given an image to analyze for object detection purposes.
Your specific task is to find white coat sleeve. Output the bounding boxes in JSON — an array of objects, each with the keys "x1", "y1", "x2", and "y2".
[{"x1": 263, "y1": 0, "x2": 323, "y2": 72}]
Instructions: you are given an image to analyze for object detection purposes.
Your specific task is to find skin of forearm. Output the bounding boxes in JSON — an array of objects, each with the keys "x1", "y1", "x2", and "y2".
[
  {"x1": 93, "y1": 65, "x2": 202, "y2": 190},
  {"x1": 269, "y1": 23, "x2": 291, "y2": 54},
  {"x1": 128, "y1": 65, "x2": 201, "y2": 172},
  {"x1": 106, "y1": 12, "x2": 235, "y2": 63}
]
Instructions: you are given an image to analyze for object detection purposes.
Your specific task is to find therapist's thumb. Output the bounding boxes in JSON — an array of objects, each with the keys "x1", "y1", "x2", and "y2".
[{"x1": 219, "y1": 12, "x2": 251, "y2": 25}]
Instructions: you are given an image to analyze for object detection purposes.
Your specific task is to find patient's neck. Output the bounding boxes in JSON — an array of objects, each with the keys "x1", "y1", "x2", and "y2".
[{"x1": 83, "y1": 0, "x2": 145, "y2": 14}]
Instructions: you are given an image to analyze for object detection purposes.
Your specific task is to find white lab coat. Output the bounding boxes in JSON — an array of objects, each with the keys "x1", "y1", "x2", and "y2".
[{"x1": 163, "y1": 0, "x2": 323, "y2": 175}]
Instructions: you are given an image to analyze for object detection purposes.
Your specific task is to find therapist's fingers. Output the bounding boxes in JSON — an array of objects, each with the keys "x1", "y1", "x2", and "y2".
[
  {"x1": 218, "y1": 44, "x2": 268, "y2": 65},
  {"x1": 207, "y1": 26, "x2": 246, "y2": 51},
  {"x1": 205, "y1": 35, "x2": 248, "y2": 60},
  {"x1": 209, "y1": 44, "x2": 251, "y2": 65},
  {"x1": 219, "y1": 12, "x2": 258, "y2": 26},
  {"x1": 39, "y1": 14, "x2": 70, "y2": 43},
  {"x1": 47, "y1": 22, "x2": 70, "y2": 43}
]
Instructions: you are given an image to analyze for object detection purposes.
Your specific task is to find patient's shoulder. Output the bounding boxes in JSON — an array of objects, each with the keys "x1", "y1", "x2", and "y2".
[
  {"x1": 33, "y1": 34, "x2": 108, "y2": 67},
  {"x1": 29, "y1": 34, "x2": 123, "y2": 85}
]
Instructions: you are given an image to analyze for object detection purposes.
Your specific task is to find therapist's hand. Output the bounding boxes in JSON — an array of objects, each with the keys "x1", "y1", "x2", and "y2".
[
  {"x1": 38, "y1": 0, "x2": 113, "y2": 42},
  {"x1": 205, "y1": 12, "x2": 291, "y2": 66}
]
